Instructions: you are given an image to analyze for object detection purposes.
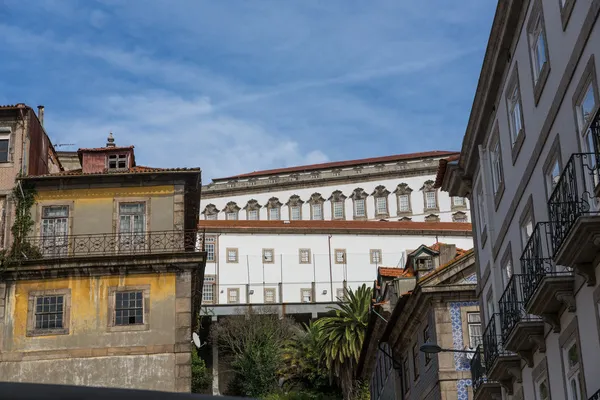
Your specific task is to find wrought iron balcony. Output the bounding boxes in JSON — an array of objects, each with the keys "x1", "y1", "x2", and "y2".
[
  {"x1": 498, "y1": 275, "x2": 544, "y2": 361},
  {"x1": 481, "y1": 314, "x2": 520, "y2": 393},
  {"x1": 14, "y1": 230, "x2": 201, "y2": 261},
  {"x1": 521, "y1": 222, "x2": 575, "y2": 327},
  {"x1": 470, "y1": 345, "x2": 486, "y2": 393}
]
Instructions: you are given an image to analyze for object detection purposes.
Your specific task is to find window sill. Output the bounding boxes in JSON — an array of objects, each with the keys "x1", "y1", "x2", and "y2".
[
  {"x1": 396, "y1": 210, "x2": 412, "y2": 217},
  {"x1": 375, "y1": 213, "x2": 390, "y2": 219},
  {"x1": 353, "y1": 216, "x2": 368, "y2": 221},
  {"x1": 511, "y1": 131, "x2": 526, "y2": 165},
  {"x1": 27, "y1": 328, "x2": 69, "y2": 337},
  {"x1": 424, "y1": 207, "x2": 440, "y2": 213},
  {"x1": 108, "y1": 323, "x2": 149, "y2": 333},
  {"x1": 451, "y1": 205, "x2": 468, "y2": 211},
  {"x1": 533, "y1": 63, "x2": 550, "y2": 106},
  {"x1": 0, "y1": 162, "x2": 15, "y2": 168}
]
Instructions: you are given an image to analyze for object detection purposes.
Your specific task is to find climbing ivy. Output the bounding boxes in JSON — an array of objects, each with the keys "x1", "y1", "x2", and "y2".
[{"x1": 4, "y1": 177, "x2": 40, "y2": 266}]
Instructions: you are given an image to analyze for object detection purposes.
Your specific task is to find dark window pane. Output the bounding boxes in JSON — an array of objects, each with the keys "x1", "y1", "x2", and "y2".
[
  {"x1": 0, "y1": 140, "x2": 9, "y2": 162},
  {"x1": 114, "y1": 291, "x2": 143, "y2": 325}
]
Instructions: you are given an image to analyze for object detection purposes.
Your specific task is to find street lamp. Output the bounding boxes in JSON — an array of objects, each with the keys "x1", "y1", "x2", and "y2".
[{"x1": 420, "y1": 342, "x2": 477, "y2": 354}]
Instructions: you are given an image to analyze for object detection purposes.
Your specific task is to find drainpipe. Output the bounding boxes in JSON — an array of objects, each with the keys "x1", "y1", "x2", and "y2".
[{"x1": 328, "y1": 234, "x2": 333, "y2": 302}]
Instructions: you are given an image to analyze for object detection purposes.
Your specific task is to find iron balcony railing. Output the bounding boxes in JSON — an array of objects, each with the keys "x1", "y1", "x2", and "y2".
[
  {"x1": 498, "y1": 274, "x2": 542, "y2": 343},
  {"x1": 548, "y1": 152, "x2": 600, "y2": 256},
  {"x1": 521, "y1": 222, "x2": 572, "y2": 304},
  {"x1": 481, "y1": 313, "x2": 511, "y2": 370},
  {"x1": 470, "y1": 344, "x2": 487, "y2": 394},
  {"x1": 18, "y1": 230, "x2": 201, "y2": 260}
]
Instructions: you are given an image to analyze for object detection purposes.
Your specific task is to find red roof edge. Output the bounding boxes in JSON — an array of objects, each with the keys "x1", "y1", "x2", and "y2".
[
  {"x1": 214, "y1": 150, "x2": 459, "y2": 181},
  {"x1": 434, "y1": 155, "x2": 460, "y2": 189}
]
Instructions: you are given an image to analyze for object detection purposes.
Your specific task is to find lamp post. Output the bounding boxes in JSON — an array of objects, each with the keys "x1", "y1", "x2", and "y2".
[{"x1": 420, "y1": 342, "x2": 477, "y2": 354}]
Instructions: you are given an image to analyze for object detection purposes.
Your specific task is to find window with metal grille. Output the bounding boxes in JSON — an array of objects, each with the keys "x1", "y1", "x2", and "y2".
[
  {"x1": 114, "y1": 291, "x2": 143, "y2": 325},
  {"x1": 299, "y1": 249, "x2": 311, "y2": 264},
  {"x1": 398, "y1": 194, "x2": 410, "y2": 212},
  {"x1": 227, "y1": 248, "x2": 238, "y2": 263},
  {"x1": 35, "y1": 295, "x2": 64, "y2": 330},
  {"x1": 354, "y1": 199, "x2": 366, "y2": 217},
  {"x1": 228, "y1": 289, "x2": 239, "y2": 304},
  {"x1": 41, "y1": 205, "x2": 69, "y2": 256},
  {"x1": 335, "y1": 249, "x2": 346, "y2": 263},
  {"x1": 375, "y1": 196, "x2": 387, "y2": 215},
  {"x1": 203, "y1": 276, "x2": 216, "y2": 303},
  {"x1": 247, "y1": 209, "x2": 259, "y2": 220},
  {"x1": 333, "y1": 201, "x2": 344, "y2": 219},
  {"x1": 301, "y1": 289, "x2": 312, "y2": 303},
  {"x1": 425, "y1": 191, "x2": 436, "y2": 209},
  {"x1": 467, "y1": 312, "x2": 482, "y2": 348},
  {"x1": 264, "y1": 288, "x2": 276, "y2": 303},
  {"x1": 370, "y1": 249, "x2": 381, "y2": 264},
  {"x1": 263, "y1": 248, "x2": 274, "y2": 263}
]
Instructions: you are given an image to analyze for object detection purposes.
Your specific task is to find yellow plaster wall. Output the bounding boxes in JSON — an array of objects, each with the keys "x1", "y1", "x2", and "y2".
[
  {"x1": 5, "y1": 273, "x2": 177, "y2": 352},
  {"x1": 32, "y1": 185, "x2": 176, "y2": 234}
]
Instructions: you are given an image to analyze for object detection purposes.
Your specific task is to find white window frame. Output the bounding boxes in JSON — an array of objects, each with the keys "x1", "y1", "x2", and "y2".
[
  {"x1": 290, "y1": 206, "x2": 301, "y2": 221},
  {"x1": 299, "y1": 248, "x2": 311, "y2": 264},
  {"x1": 311, "y1": 203, "x2": 323, "y2": 220},
  {"x1": 226, "y1": 211, "x2": 238, "y2": 220},
  {"x1": 375, "y1": 196, "x2": 387, "y2": 215},
  {"x1": 452, "y1": 197, "x2": 465, "y2": 207},
  {"x1": 508, "y1": 83, "x2": 524, "y2": 146},
  {"x1": 226, "y1": 248, "x2": 238, "y2": 263},
  {"x1": 333, "y1": 201, "x2": 344, "y2": 219},
  {"x1": 301, "y1": 288, "x2": 312, "y2": 303},
  {"x1": 467, "y1": 312, "x2": 482, "y2": 349},
  {"x1": 335, "y1": 249, "x2": 346, "y2": 264},
  {"x1": 203, "y1": 276, "x2": 216, "y2": 304},
  {"x1": 0, "y1": 132, "x2": 10, "y2": 163},
  {"x1": 528, "y1": 9, "x2": 548, "y2": 85},
  {"x1": 264, "y1": 288, "x2": 276, "y2": 304},
  {"x1": 354, "y1": 198, "x2": 366, "y2": 218},
  {"x1": 563, "y1": 339, "x2": 585, "y2": 400},
  {"x1": 205, "y1": 213, "x2": 218, "y2": 220},
  {"x1": 204, "y1": 236, "x2": 216, "y2": 262},
  {"x1": 370, "y1": 249, "x2": 382, "y2": 264},
  {"x1": 398, "y1": 194, "x2": 410, "y2": 212},
  {"x1": 227, "y1": 288, "x2": 240, "y2": 304},
  {"x1": 269, "y1": 207, "x2": 280, "y2": 221},
  {"x1": 476, "y1": 183, "x2": 487, "y2": 235},
  {"x1": 262, "y1": 248, "x2": 274, "y2": 264},
  {"x1": 424, "y1": 191, "x2": 436, "y2": 210},
  {"x1": 490, "y1": 139, "x2": 504, "y2": 194},
  {"x1": 247, "y1": 209, "x2": 259, "y2": 220}
]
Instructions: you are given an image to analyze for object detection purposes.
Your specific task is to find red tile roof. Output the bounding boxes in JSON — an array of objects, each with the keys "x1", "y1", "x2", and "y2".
[
  {"x1": 417, "y1": 248, "x2": 475, "y2": 283},
  {"x1": 379, "y1": 267, "x2": 414, "y2": 278},
  {"x1": 198, "y1": 220, "x2": 473, "y2": 233},
  {"x1": 434, "y1": 155, "x2": 460, "y2": 188},
  {"x1": 428, "y1": 242, "x2": 467, "y2": 255},
  {"x1": 24, "y1": 166, "x2": 200, "y2": 179},
  {"x1": 78, "y1": 146, "x2": 134, "y2": 153},
  {"x1": 214, "y1": 150, "x2": 459, "y2": 181}
]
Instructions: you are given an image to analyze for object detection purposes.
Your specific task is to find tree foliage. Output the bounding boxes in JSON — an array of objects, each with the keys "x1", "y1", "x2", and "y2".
[
  {"x1": 316, "y1": 284, "x2": 372, "y2": 399},
  {"x1": 191, "y1": 349, "x2": 211, "y2": 393}
]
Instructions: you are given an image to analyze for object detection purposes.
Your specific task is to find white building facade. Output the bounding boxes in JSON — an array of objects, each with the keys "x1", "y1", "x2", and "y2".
[
  {"x1": 199, "y1": 151, "x2": 474, "y2": 312},
  {"x1": 438, "y1": 1, "x2": 600, "y2": 400}
]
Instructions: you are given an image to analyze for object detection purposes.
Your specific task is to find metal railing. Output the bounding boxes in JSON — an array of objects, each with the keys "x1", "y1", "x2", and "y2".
[
  {"x1": 548, "y1": 152, "x2": 600, "y2": 256},
  {"x1": 470, "y1": 344, "x2": 487, "y2": 394},
  {"x1": 521, "y1": 222, "x2": 572, "y2": 304},
  {"x1": 20, "y1": 230, "x2": 201, "y2": 260},
  {"x1": 498, "y1": 275, "x2": 541, "y2": 343}
]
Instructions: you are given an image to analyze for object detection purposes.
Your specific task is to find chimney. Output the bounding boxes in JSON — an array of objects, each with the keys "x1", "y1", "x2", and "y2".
[
  {"x1": 106, "y1": 132, "x2": 116, "y2": 147},
  {"x1": 37, "y1": 105, "x2": 45, "y2": 127},
  {"x1": 438, "y1": 244, "x2": 457, "y2": 266}
]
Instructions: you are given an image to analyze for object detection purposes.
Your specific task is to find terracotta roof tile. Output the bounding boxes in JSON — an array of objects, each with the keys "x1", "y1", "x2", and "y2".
[
  {"x1": 215, "y1": 150, "x2": 459, "y2": 181},
  {"x1": 78, "y1": 146, "x2": 135, "y2": 152},
  {"x1": 24, "y1": 166, "x2": 200, "y2": 178},
  {"x1": 434, "y1": 155, "x2": 460, "y2": 189},
  {"x1": 417, "y1": 248, "x2": 475, "y2": 283},
  {"x1": 379, "y1": 267, "x2": 414, "y2": 278},
  {"x1": 198, "y1": 220, "x2": 473, "y2": 232}
]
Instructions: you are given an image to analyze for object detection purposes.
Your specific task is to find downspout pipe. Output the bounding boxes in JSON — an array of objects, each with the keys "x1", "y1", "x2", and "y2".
[{"x1": 328, "y1": 234, "x2": 333, "y2": 302}]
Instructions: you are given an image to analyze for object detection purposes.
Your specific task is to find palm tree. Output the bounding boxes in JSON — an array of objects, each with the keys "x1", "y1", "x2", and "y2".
[{"x1": 316, "y1": 284, "x2": 372, "y2": 400}]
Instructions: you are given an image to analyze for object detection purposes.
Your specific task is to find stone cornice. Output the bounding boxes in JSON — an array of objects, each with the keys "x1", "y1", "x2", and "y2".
[{"x1": 202, "y1": 162, "x2": 442, "y2": 198}]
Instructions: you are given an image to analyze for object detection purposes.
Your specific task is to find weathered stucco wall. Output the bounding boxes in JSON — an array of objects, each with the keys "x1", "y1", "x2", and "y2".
[
  {"x1": 0, "y1": 353, "x2": 176, "y2": 391},
  {"x1": 30, "y1": 185, "x2": 176, "y2": 235}
]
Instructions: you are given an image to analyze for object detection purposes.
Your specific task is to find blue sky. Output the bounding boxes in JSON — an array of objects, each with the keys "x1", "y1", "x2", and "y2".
[{"x1": 0, "y1": 0, "x2": 496, "y2": 181}]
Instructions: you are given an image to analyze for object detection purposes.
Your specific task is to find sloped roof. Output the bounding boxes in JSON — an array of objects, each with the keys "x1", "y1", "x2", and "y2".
[
  {"x1": 378, "y1": 267, "x2": 414, "y2": 278},
  {"x1": 23, "y1": 166, "x2": 200, "y2": 179},
  {"x1": 434, "y1": 155, "x2": 460, "y2": 189},
  {"x1": 214, "y1": 150, "x2": 459, "y2": 181}
]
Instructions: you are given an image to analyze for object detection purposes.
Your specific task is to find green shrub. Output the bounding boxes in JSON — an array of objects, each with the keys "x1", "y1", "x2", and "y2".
[{"x1": 191, "y1": 350, "x2": 211, "y2": 393}]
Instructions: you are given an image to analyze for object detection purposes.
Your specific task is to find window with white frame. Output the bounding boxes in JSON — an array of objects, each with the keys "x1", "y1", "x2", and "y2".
[
  {"x1": 290, "y1": 206, "x2": 301, "y2": 221},
  {"x1": 269, "y1": 207, "x2": 280, "y2": 220},
  {"x1": 204, "y1": 236, "x2": 216, "y2": 262},
  {"x1": 301, "y1": 288, "x2": 312, "y2": 303},
  {"x1": 228, "y1": 289, "x2": 239, "y2": 304},
  {"x1": 0, "y1": 132, "x2": 9, "y2": 163},
  {"x1": 424, "y1": 191, "x2": 437, "y2": 210},
  {"x1": 370, "y1": 249, "x2": 382, "y2": 264},
  {"x1": 263, "y1": 248, "x2": 274, "y2": 264},
  {"x1": 205, "y1": 213, "x2": 218, "y2": 220},
  {"x1": 547, "y1": 157, "x2": 561, "y2": 197},
  {"x1": 452, "y1": 197, "x2": 465, "y2": 207},
  {"x1": 336, "y1": 288, "x2": 345, "y2": 301},
  {"x1": 521, "y1": 208, "x2": 534, "y2": 249},
  {"x1": 311, "y1": 203, "x2": 323, "y2": 220},
  {"x1": 563, "y1": 340, "x2": 585, "y2": 400},
  {"x1": 576, "y1": 80, "x2": 597, "y2": 136},
  {"x1": 476, "y1": 184, "x2": 486, "y2": 234},
  {"x1": 299, "y1": 248, "x2": 311, "y2": 264},
  {"x1": 226, "y1": 212, "x2": 238, "y2": 220},
  {"x1": 354, "y1": 198, "x2": 366, "y2": 218},
  {"x1": 335, "y1": 249, "x2": 346, "y2": 264},
  {"x1": 490, "y1": 138, "x2": 504, "y2": 194},
  {"x1": 108, "y1": 154, "x2": 128, "y2": 170},
  {"x1": 203, "y1": 276, "x2": 216, "y2": 303},
  {"x1": 118, "y1": 202, "x2": 145, "y2": 251},
  {"x1": 528, "y1": 7, "x2": 548, "y2": 85},
  {"x1": 247, "y1": 209, "x2": 259, "y2": 220},
  {"x1": 375, "y1": 196, "x2": 387, "y2": 215},
  {"x1": 467, "y1": 312, "x2": 482, "y2": 349},
  {"x1": 41, "y1": 205, "x2": 69, "y2": 256},
  {"x1": 333, "y1": 201, "x2": 344, "y2": 219},
  {"x1": 226, "y1": 248, "x2": 238, "y2": 263},
  {"x1": 502, "y1": 258, "x2": 514, "y2": 289},
  {"x1": 508, "y1": 82, "x2": 524, "y2": 146},
  {"x1": 264, "y1": 288, "x2": 276, "y2": 304},
  {"x1": 398, "y1": 194, "x2": 410, "y2": 212}
]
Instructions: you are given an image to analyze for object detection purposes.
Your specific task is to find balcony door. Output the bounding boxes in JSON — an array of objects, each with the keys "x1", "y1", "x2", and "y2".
[
  {"x1": 41, "y1": 206, "x2": 69, "y2": 256},
  {"x1": 118, "y1": 203, "x2": 146, "y2": 252}
]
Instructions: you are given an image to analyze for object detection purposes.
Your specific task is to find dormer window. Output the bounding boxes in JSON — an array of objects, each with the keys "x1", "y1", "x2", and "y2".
[{"x1": 108, "y1": 154, "x2": 127, "y2": 170}]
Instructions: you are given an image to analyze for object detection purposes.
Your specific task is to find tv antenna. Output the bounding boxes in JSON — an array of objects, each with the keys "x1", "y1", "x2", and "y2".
[{"x1": 192, "y1": 332, "x2": 206, "y2": 349}]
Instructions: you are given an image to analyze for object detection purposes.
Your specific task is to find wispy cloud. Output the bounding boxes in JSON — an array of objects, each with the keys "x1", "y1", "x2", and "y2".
[{"x1": 0, "y1": 0, "x2": 496, "y2": 180}]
